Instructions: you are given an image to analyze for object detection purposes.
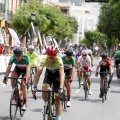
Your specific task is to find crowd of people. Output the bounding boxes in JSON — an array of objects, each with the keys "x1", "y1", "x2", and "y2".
[{"x1": 2, "y1": 43, "x2": 120, "y2": 120}]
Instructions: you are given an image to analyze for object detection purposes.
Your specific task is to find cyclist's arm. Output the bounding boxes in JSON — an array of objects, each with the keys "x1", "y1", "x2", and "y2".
[
  {"x1": 96, "y1": 65, "x2": 99, "y2": 73},
  {"x1": 59, "y1": 68, "x2": 64, "y2": 88},
  {"x1": 34, "y1": 67, "x2": 43, "y2": 87},
  {"x1": 26, "y1": 64, "x2": 30, "y2": 82},
  {"x1": 71, "y1": 66, "x2": 75, "y2": 80},
  {"x1": 5, "y1": 65, "x2": 12, "y2": 77}
]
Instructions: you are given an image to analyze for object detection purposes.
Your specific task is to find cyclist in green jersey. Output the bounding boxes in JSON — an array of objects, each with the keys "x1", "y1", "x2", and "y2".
[
  {"x1": 114, "y1": 45, "x2": 120, "y2": 77},
  {"x1": 61, "y1": 48, "x2": 75, "y2": 107},
  {"x1": 3, "y1": 47, "x2": 30, "y2": 110},
  {"x1": 33, "y1": 46, "x2": 64, "y2": 120}
]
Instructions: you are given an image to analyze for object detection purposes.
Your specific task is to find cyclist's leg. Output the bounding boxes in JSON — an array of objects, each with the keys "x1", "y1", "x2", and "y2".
[
  {"x1": 42, "y1": 76, "x2": 52, "y2": 101},
  {"x1": 99, "y1": 67, "x2": 105, "y2": 97},
  {"x1": 11, "y1": 66, "x2": 20, "y2": 89},
  {"x1": 66, "y1": 76, "x2": 72, "y2": 107},
  {"x1": 53, "y1": 77, "x2": 62, "y2": 120},
  {"x1": 86, "y1": 73, "x2": 92, "y2": 95},
  {"x1": 108, "y1": 67, "x2": 113, "y2": 88},
  {"x1": 20, "y1": 69, "x2": 28, "y2": 110},
  {"x1": 79, "y1": 67, "x2": 83, "y2": 84}
]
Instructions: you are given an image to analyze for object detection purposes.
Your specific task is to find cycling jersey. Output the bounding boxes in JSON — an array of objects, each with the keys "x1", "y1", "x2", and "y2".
[
  {"x1": 97, "y1": 57, "x2": 112, "y2": 67},
  {"x1": 75, "y1": 52, "x2": 81, "y2": 61},
  {"x1": 9, "y1": 54, "x2": 30, "y2": 69},
  {"x1": 39, "y1": 55, "x2": 64, "y2": 77},
  {"x1": 78, "y1": 55, "x2": 91, "y2": 67},
  {"x1": 26, "y1": 51, "x2": 38, "y2": 66},
  {"x1": 61, "y1": 55, "x2": 75, "y2": 77},
  {"x1": 114, "y1": 51, "x2": 120, "y2": 59}
]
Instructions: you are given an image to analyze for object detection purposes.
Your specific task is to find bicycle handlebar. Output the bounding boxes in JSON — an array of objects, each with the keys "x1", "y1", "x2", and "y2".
[
  {"x1": 7, "y1": 77, "x2": 26, "y2": 80},
  {"x1": 98, "y1": 72, "x2": 110, "y2": 74}
]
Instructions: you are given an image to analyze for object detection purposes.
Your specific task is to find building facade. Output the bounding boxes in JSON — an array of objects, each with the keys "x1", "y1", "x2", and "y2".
[{"x1": 47, "y1": 0, "x2": 100, "y2": 45}]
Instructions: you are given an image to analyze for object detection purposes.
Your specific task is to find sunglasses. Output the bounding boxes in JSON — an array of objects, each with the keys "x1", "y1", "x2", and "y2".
[
  {"x1": 48, "y1": 56, "x2": 55, "y2": 59},
  {"x1": 66, "y1": 56, "x2": 71, "y2": 58},
  {"x1": 83, "y1": 55, "x2": 87, "y2": 56}
]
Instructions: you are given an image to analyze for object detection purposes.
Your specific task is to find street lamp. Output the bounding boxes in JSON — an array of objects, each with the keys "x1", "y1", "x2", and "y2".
[
  {"x1": 30, "y1": 12, "x2": 36, "y2": 45},
  {"x1": 31, "y1": 12, "x2": 36, "y2": 21}
]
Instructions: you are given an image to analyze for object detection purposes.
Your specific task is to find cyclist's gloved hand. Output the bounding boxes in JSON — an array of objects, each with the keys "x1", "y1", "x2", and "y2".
[
  {"x1": 3, "y1": 76, "x2": 8, "y2": 84},
  {"x1": 58, "y1": 88, "x2": 63, "y2": 94},
  {"x1": 33, "y1": 87, "x2": 37, "y2": 92}
]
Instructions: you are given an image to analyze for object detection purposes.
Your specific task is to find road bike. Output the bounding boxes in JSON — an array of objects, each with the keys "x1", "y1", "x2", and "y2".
[
  {"x1": 27, "y1": 66, "x2": 35, "y2": 92},
  {"x1": 7, "y1": 74, "x2": 26, "y2": 120},
  {"x1": 82, "y1": 70, "x2": 89, "y2": 100},
  {"x1": 33, "y1": 89, "x2": 58, "y2": 120},
  {"x1": 98, "y1": 71, "x2": 110, "y2": 103}
]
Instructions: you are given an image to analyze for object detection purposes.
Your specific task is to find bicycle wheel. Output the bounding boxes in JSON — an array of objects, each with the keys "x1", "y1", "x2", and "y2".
[
  {"x1": 104, "y1": 79, "x2": 108, "y2": 100},
  {"x1": 19, "y1": 98, "x2": 25, "y2": 117},
  {"x1": 43, "y1": 101, "x2": 49, "y2": 120},
  {"x1": 10, "y1": 89, "x2": 18, "y2": 120},
  {"x1": 78, "y1": 77, "x2": 81, "y2": 89},
  {"x1": 62, "y1": 90, "x2": 67, "y2": 110},
  {"x1": 102, "y1": 80, "x2": 105, "y2": 103},
  {"x1": 30, "y1": 71, "x2": 35, "y2": 91},
  {"x1": 84, "y1": 79, "x2": 88, "y2": 100}
]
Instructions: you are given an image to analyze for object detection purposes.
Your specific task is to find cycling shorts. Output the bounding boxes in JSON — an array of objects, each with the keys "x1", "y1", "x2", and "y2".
[
  {"x1": 100, "y1": 66, "x2": 109, "y2": 76},
  {"x1": 80, "y1": 66, "x2": 90, "y2": 75},
  {"x1": 43, "y1": 75, "x2": 60, "y2": 90},
  {"x1": 12, "y1": 66, "x2": 26, "y2": 77}
]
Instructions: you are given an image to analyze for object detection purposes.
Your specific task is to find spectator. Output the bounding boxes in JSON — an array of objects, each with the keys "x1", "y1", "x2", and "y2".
[{"x1": 0, "y1": 43, "x2": 3, "y2": 54}]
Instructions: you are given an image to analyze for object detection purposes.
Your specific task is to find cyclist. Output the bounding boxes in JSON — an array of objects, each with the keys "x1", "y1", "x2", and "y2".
[
  {"x1": 61, "y1": 48, "x2": 75, "y2": 107},
  {"x1": 26, "y1": 45, "x2": 38, "y2": 73},
  {"x1": 88, "y1": 49, "x2": 93, "y2": 66},
  {"x1": 114, "y1": 44, "x2": 120, "y2": 77},
  {"x1": 77, "y1": 50, "x2": 92, "y2": 95},
  {"x1": 95, "y1": 52, "x2": 113, "y2": 98},
  {"x1": 3, "y1": 47, "x2": 30, "y2": 110},
  {"x1": 33, "y1": 46, "x2": 64, "y2": 120}
]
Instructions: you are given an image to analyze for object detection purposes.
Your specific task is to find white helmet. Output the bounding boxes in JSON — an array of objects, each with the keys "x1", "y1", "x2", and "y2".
[
  {"x1": 29, "y1": 45, "x2": 34, "y2": 50},
  {"x1": 88, "y1": 49, "x2": 92, "y2": 55},
  {"x1": 81, "y1": 50, "x2": 88, "y2": 55}
]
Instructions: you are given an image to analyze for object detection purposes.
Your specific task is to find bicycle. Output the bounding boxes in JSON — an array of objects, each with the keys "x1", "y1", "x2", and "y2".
[
  {"x1": 33, "y1": 89, "x2": 58, "y2": 120},
  {"x1": 98, "y1": 71, "x2": 110, "y2": 103},
  {"x1": 62, "y1": 76, "x2": 70, "y2": 110},
  {"x1": 82, "y1": 70, "x2": 89, "y2": 100},
  {"x1": 27, "y1": 66, "x2": 35, "y2": 92},
  {"x1": 7, "y1": 74, "x2": 26, "y2": 120},
  {"x1": 115, "y1": 64, "x2": 120, "y2": 78}
]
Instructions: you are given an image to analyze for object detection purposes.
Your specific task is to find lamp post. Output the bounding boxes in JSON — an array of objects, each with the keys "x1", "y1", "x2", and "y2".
[{"x1": 30, "y1": 12, "x2": 36, "y2": 45}]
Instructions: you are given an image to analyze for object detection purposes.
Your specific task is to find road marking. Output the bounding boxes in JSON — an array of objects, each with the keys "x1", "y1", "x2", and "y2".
[{"x1": 75, "y1": 89, "x2": 81, "y2": 93}]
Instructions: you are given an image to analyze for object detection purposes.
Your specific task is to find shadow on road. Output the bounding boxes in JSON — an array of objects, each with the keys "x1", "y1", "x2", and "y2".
[
  {"x1": 31, "y1": 108, "x2": 42, "y2": 112},
  {"x1": 0, "y1": 115, "x2": 21, "y2": 120},
  {"x1": 72, "y1": 96, "x2": 102, "y2": 103}
]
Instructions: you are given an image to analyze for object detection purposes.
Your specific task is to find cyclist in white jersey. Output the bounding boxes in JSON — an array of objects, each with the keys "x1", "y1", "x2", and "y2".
[{"x1": 77, "y1": 50, "x2": 92, "y2": 95}]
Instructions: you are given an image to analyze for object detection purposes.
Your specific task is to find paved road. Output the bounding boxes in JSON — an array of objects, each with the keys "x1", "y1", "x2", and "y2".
[{"x1": 0, "y1": 57, "x2": 120, "y2": 120}]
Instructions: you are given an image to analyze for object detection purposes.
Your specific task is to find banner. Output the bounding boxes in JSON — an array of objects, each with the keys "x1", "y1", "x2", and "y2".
[
  {"x1": 0, "y1": 56, "x2": 15, "y2": 73},
  {"x1": 8, "y1": 28, "x2": 20, "y2": 45}
]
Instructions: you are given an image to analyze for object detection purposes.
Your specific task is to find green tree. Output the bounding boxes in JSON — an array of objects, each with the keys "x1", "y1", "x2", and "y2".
[{"x1": 11, "y1": 0, "x2": 78, "y2": 42}]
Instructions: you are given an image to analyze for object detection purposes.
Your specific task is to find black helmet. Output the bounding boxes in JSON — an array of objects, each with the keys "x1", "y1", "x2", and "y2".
[
  {"x1": 13, "y1": 47, "x2": 23, "y2": 56},
  {"x1": 101, "y1": 52, "x2": 108, "y2": 58},
  {"x1": 65, "y1": 48, "x2": 73, "y2": 57}
]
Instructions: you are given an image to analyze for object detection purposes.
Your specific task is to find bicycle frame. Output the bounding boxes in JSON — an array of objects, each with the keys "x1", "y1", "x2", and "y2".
[
  {"x1": 7, "y1": 75, "x2": 26, "y2": 119},
  {"x1": 98, "y1": 71, "x2": 110, "y2": 103},
  {"x1": 34, "y1": 89, "x2": 58, "y2": 120}
]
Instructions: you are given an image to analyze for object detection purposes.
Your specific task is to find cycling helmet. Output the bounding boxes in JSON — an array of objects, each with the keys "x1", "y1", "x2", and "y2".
[
  {"x1": 101, "y1": 52, "x2": 108, "y2": 58},
  {"x1": 88, "y1": 49, "x2": 92, "y2": 55},
  {"x1": 79, "y1": 47, "x2": 83, "y2": 51},
  {"x1": 28, "y1": 45, "x2": 34, "y2": 50},
  {"x1": 46, "y1": 46, "x2": 59, "y2": 56},
  {"x1": 65, "y1": 48, "x2": 73, "y2": 57},
  {"x1": 81, "y1": 50, "x2": 88, "y2": 55},
  {"x1": 13, "y1": 47, "x2": 23, "y2": 56}
]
